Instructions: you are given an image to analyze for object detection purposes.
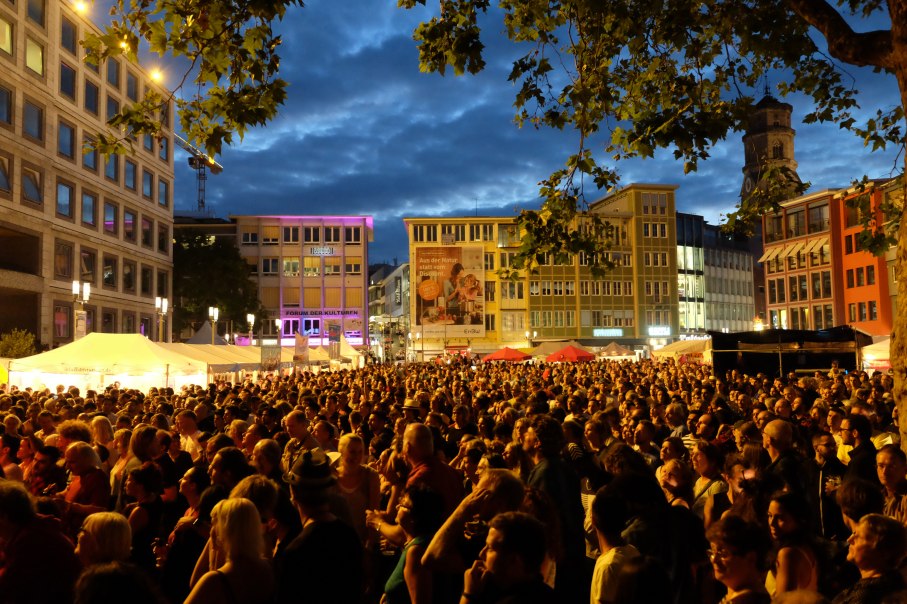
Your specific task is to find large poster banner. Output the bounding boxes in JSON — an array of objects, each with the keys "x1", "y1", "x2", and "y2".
[{"x1": 414, "y1": 246, "x2": 485, "y2": 337}]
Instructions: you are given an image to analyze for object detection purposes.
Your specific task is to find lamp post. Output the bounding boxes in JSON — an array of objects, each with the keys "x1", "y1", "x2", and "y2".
[
  {"x1": 274, "y1": 318, "x2": 282, "y2": 345},
  {"x1": 208, "y1": 306, "x2": 219, "y2": 344},
  {"x1": 246, "y1": 313, "x2": 255, "y2": 345},
  {"x1": 525, "y1": 330, "x2": 537, "y2": 347},
  {"x1": 71, "y1": 280, "x2": 90, "y2": 341},
  {"x1": 155, "y1": 297, "x2": 169, "y2": 342}
]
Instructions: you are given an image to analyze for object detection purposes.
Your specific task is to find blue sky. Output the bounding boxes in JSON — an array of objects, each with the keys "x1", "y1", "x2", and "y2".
[{"x1": 153, "y1": 1, "x2": 904, "y2": 265}]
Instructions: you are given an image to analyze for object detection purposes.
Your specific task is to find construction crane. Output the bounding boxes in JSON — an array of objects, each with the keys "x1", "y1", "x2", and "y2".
[{"x1": 174, "y1": 134, "x2": 224, "y2": 212}]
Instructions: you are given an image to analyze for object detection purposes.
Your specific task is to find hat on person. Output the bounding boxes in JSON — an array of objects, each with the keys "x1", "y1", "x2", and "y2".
[
  {"x1": 284, "y1": 449, "x2": 337, "y2": 490},
  {"x1": 402, "y1": 398, "x2": 421, "y2": 411}
]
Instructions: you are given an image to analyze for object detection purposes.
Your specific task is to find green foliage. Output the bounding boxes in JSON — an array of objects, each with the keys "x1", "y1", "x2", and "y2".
[
  {"x1": 400, "y1": 0, "x2": 904, "y2": 275},
  {"x1": 83, "y1": 0, "x2": 301, "y2": 158},
  {"x1": 0, "y1": 329, "x2": 37, "y2": 358},
  {"x1": 172, "y1": 231, "x2": 263, "y2": 334}
]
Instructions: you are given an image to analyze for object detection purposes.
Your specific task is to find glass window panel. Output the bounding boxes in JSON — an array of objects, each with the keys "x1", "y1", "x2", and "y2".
[
  {"x1": 58, "y1": 121, "x2": 74, "y2": 157},
  {"x1": 60, "y1": 62, "x2": 76, "y2": 99},
  {"x1": 84, "y1": 80, "x2": 99, "y2": 114},
  {"x1": 82, "y1": 137, "x2": 98, "y2": 171},
  {"x1": 61, "y1": 17, "x2": 76, "y2": 54},
  {"x1": 25, "y1": 38, "x2": 43, "y2": 75},
  {"x1": 0, "y1": 86, "x2": 10, "y2": 124},
  {"x1": 142, "y1": 170, "x2": 153, "y2": 197},
  {"x1": 0, "y1": 156, "x2": 9, "y2": 191},
  {"x1": 104, "y1": 154, "x2": 118, "y2": 181},
  {"x1": 104, "y1": 202, "x2": 117, "y2": 234},
  {"x1": 27, "y1": 0, "x2": 45, "y2": 26},
  {"x1": 0, "y1": 16, "x2": 12, "y2": 55},
  {"x1": 22, "y1": 169, "x2": 41, "y2": 202},
  {"x1": 126, "y1": 72, "x2": 138, "y2": 101},
  {"x1": 56, "y1": 181, "x2": 73, "y2": 217},
  {"x1": 106, "y1": 59, "x2": 120, "y2": 88},
  {"x1": 158, "y1": 179, "x2": 168, "y2": 206},
  {"x1": 81, "y1": 192, "x2": 96, "y2": 226},
  {"x1": 124, "y1": 210, "x2": 136, "y2": 241},
  {"x1": 23, "y1": 101, "x2": 42, "y2": 139},
  {"x1": 124, "y1": 160, "x2": 136, "y2": 189}
]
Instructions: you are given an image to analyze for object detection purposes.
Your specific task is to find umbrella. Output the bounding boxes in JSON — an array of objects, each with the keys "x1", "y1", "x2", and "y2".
[
  {"x1": 483, "y1": 347, "x2": 531, "y2": 362},
  {"x1": 546, "y1": 345, "x2": 596, "y2": 363}
]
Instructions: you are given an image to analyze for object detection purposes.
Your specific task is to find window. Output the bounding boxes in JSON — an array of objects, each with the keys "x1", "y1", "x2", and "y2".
[
  {"x1": 324, "y1": 226, "x2": 340, "y2": 243},
  {"x1": 27, "y1": 0, "x2": 45, "y2": 25},
  {"x1": 845, "y1": 236, "x2": 853, "y2": 254},
  {"x1": 159, "y1": 137, "x2": 168, "y2": 162},
  {"x1": 856, "y1": 267, "x2": 865, "y2": 287},
  {"x1": 84, "y1": 80, "x2": 99, "y2": 114},
  {"x1": 81, "y1": 192, "x2": 96, "y2": 226},
  {"x1": 484, "y1": 314, "x2": 495, "y2": 331},
  {"x1": 141, "y1": 217, "x2": 153, "y2": 247},
  {"x1": 283, "y1": 226, "x2": 299, "y2": 243},
  {"x1": 158, "y1": 179, "x2": 169, "y2": 207},
  {"x1": 57, "y1": 121, "x2": 75, "y2": 158},
  {"x1": 0, "y1": 85, "x2": 10, "y2": 125},
  {"x1": 867, "y1": 265, "x2": 876, "y2": 285},
  {"x1": 485, "y1": 282, "x2": 495, "y2": 302},
  {"x1": 484, "y1": 253, "x2": 495, "y2": 271},
  {"x1": 54, "y1": 240, "x2": 73, "y2": 279},
  {"x1": 124, "y1": 160, "x2": 136, "y2": 190},
  {"x1": 345, "y1": 256, "x2": 361, "y2": 274},
  {"x1": 303, "y1": 257, "x2": 320, "y2": 277},
  {"x1": 25, "y1": 38, "x2": 43, "y2": 75},
  {"x1": 261, "y1": 258, "x2": 278, "y2": 275},
  {"x1": 846, "y1": 269, "x2": 854, "y2": 288},
  {"x1": 103, "y1": 202, "x2": 117, "y2": 235},
  {"x1": 122, "y1": 260, "x2": 135, "y2": 292},
  {"x1": 303, "y1": 226, "x2": 320, "y2": 243},
  {"x1": 302, "y1": 318, "x2": 320, "y2": 336},
  {"x1": 858, "y1": 302, "x2": 867, "y2": 322},
  {"x1": 103, "y1": 255, "x2": 117, "y2": 288},
  {"x1": 157, "y1": 225, "x2": 168, "y2": 253},
  {"x1": 143, "y1": 134, "x2": 154, "y2": 152},
  {"x1": 79, "y1": 249, "x2": 96, "y2": 283},
  {"x1": 106, "y1": 58, "x2": 120, "y2": 88},
  {"x1": 283, "y1": 288, "x2": 300, "y2": 307},
  {"x1": 261, "y1": 226, "x2": 279, "y2": 245},
  {"x1": 283, "y1": 257, "x2": 300, "y2": 277},
  {"x1": 344, "y1": 226, "x2": 361, "y2": 244},
  {"x1": 140, "y1": 266, "x2": 153, "y2": 295},
  {"x1": 413, "y1": 224, "x2": 438, "y2": 242},
  {"x1": 56, "y1": 181, "x2": 73, "y2": 218},
  {"x1": 241, "y1": 231, "x2": 258, "y2": 245},
  {"x1": 142, "y1": 169, "x2": 153, "y2": 197},
  {"x1": 61, "y1": 17, "x2": 76, "y2": 54},
  {"x1": 156, "y1": 271, "x2": 168, "y2": 297},
  {"x1": 324, "y1": 257, "x2": 341, "y2": 275},
  {"x1": 869, "y1": 301, "x2": 878, "y2": 321},
  {"x1": 848, "y1": 303, "x2": 856, "y2": 322},
  {"x1": 104, "y1": 154, "x2": 118, "y2": 182},
  {"x1": 23, "y1": 100, "x2": 43, "y2": 140},
  {"x1": 22, "y1": 167, "x2": 41, "y2": 203},
  {"x1": 83, "y1": 137, "x2": 97, "y2": 171},
  {"x1": 123, "y1": 209, "x2": 136, "y2": 242},
  {"x1": 126, "y1": 72, "x2": 138, "y2": 101},
  {"x1": 101, "y1": 310, "x2": 116, "y2": 333},
  {"x1": 60, "y1": 62, "x2": 76, "y2": 99},
  {"x1": 0, "y1": 154, "x2": 9, "y2": 193},
  {"x1": 106, "y1": 96, "x2": 119, "y2": 122},
  {"x1": 0, "y1": 15, "x2": 11, "y2": 56}
]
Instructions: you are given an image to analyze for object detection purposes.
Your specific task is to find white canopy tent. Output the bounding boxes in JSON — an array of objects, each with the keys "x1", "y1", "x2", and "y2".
[
  {"x1": 862, "y1": 337, "x2": 890, "y2": 372},
  {"x1": 651, "y1": 338, "x2": 712, "y2": 363},
  {"x1": 8, "y1": 333, "x2": 207, "y2": 392}
]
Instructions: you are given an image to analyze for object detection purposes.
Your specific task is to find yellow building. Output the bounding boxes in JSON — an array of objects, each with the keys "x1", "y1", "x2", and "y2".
[
  {"x1": 232, "y1": 215, "x2": 373, "y2": 346},
  {"x1": 0, "y1": 0, "x2": 175, "y2": 347}
]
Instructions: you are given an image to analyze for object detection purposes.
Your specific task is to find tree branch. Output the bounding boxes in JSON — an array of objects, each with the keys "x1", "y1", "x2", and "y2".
[{"x1": 784, "y1": 0, "x2": 894, "y2": 69}]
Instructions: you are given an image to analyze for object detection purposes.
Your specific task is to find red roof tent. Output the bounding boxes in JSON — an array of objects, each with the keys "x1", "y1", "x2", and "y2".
[
  {"x1": 483, "y1": 347, "x2": 531, "y2": 362},
  {"x1": 546, "y1": 345, "x2": 595, "y2": 362}
]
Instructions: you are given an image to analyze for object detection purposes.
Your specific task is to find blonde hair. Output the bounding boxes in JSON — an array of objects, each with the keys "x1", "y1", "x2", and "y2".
[
  {"x1": 82, "y1": 512, "x2": 132, "y2": 563},
  {"x1": 211, "y1": 497, "x2": 264, "y2": 560},
  {"x1": 91, "y1": 416, "x2": 114, "y2": 445}
]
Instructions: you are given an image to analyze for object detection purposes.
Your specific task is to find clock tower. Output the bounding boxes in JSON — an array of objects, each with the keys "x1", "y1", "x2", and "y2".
[{"x1": 741, "y1": 93, "x2": 801, "y2": 199}]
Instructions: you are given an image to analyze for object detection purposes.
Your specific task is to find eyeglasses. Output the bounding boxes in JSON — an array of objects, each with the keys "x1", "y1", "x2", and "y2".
[{"x1": 708, "y1": 548, "x2": 737, "y2": 562}]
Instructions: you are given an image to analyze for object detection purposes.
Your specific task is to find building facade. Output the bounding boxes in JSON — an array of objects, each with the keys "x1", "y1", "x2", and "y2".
[
  {"x1": 368, "y1": 262, "x2": 409, "y2": 361},
  {"x1": 0, "y1": 0, "x2": 175, "y2": 347},
  {"x1": 232, "y1": 215, "x2": 373, "y2": 346}
]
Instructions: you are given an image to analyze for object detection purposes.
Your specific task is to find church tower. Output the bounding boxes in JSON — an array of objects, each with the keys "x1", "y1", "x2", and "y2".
[{"x1": 740, "y1": 93, "x2": 801, "y2": 199}]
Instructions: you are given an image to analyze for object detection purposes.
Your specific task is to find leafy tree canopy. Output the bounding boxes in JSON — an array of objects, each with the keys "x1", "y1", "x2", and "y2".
[
  {"x1": 0, "y1": 329, "x2": 37, "y2": 358},
  {"x1": 172, "y1": 230, "x2": 262, "y2": 335}
]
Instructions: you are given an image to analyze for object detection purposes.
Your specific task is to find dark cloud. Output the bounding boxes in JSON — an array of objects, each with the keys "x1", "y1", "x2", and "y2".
[{"x1": 173, "y1": 1, "x2": 903, "y2": 264}]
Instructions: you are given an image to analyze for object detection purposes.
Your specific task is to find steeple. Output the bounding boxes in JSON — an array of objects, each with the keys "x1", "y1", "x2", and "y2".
[{"x1": 740, "y1": 93, "x2": 801, "y2": 199}]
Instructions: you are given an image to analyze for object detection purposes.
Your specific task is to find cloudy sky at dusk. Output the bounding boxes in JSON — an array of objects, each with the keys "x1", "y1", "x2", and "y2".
[{"x1": 154, "y1": 1, "x2": 904, "y2": 265}]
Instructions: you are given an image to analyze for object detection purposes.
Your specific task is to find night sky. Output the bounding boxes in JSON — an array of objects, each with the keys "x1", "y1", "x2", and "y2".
[{"x1": 150, "y1": 1, "x2": 904, "y2": 265}]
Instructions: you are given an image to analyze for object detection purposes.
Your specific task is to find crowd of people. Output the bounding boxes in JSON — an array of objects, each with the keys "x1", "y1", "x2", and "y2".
[{"x1": 0, "y1": 355, "x2": 906, "y2": 604}]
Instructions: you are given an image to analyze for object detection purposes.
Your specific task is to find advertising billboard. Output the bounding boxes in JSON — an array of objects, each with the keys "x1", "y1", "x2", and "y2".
[{"x1": 414, "y1": 246, "x2": 485, "y2": 338}]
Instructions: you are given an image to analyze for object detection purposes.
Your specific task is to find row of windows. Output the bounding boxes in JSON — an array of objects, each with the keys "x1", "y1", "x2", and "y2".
[
  {"x1": 644, "y1": 281, "x2": 671, "y2": 301},
  {"x1": 644, "y1": 252, "x2": 669, "y2": 267},
  {"x1": 641, "y1": 192, "x2": 668, "y2": 215},
  {"x1": 52, "y1": 304, "x2": 161, "y2": 341},
  {"x1": 848, "y1": 301, "x2": 879, "y2": 323},
  {"x1": 242, "y1": 225, "x2": 362, "y2": 246},
  {"x1": 529, "y1": 310, "x2": 577, "y2": 328},
  {"x1": 767, "y1": 271, "x2": 833, "y2": 304},
  {"x1": 642, "y1": 222, "x2": 668, "y2": 238},
  {"x1": 259, "y1": 286, "x2": 363, "y2": 309},
  {"x1": 765, "y1": 246, "x2": 831, "y2": 274},
  {"x1": 765, "y1": 203, "x2": 830, "y2": 242},
  {"x1": 412, "y1": 224, "x2": 521, "y2": 247},
  {"x1": 53, "y1": 239, "x2": 168, "y2": 297},
  {"x1": 253, "y1": 255, "x2": 362, "y2": 276},
  {"x1": 645, "y1": 310, "x2": 670, "y2": 327},
  {"x1": 768, "y1": 305, "x2": 836, "y2": 330},
  {"x1": 845, "y1": 265, "x2": 876, "y2": 288}
]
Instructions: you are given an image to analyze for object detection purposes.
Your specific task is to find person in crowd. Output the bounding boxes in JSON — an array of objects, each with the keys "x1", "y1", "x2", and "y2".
[
  {"x1": 691, "y1": 439, "x2": 728, "y2": 519},
  {"x1": 123, "y1": 462, "x2": 165, "y2": 573},
  {"x1": 810, "y1": 431, "x2": 848, "y2": 540},
  {"x1": 76, "y1": 511, "x2": 132, "y2": 567},
  {"x1": 251, "y1": 438, "x2": 285, "y2": 484},
  {"x1": 277, "y1": 448, "x2": 364, "y2": 604},
  {"x1": 461, "y1": 511, "x2": 556, "y2": 603},
  {"x1": 706, "y1": 514, "x2": 772, "y2": 604},
  {"x1": 589, "y1": 489, "x2": 639, "y2": 604},
  {"x1": 175, "y1": 410, "x2": 205, "y2": 463},
  {"x1": 657, "y1": 458, "x2": 695, "y2": 508},
  {"x1": 184, "y1": 498, "x2": 275, "y2": 604},
  {"x1": 381, "y1": 485, "x2": 445, "y2": 604},
  {"x1": 15, "y1": 434, "x2": 41, "y2": 484},
  {"x1": 833, "y1": 513, "x2": 907, "y2": 603},
  {"x1": 762, "y1": 420, "x2": 807, "y2": 497},
  {"x1": 59, "y1": 441, "x2": 110, "y2": 532},
  {"x1": 335, "y1": 433, "x2": 380, "y2": 545},
  {"x1": 0, "y1": 480, "x2": 82, "y2": 603},
  {"x1": 280, "y1": 410, "x2": 321, "y2": 474},
  {"x1": 766, "y1": 492, "x2": 820, "y2": 596},
  {"x1": 74, "y1": 561, "x2": 167, "y2": 604},
  {"x1": 841, "y1": 414, "x2": 879, "y2": 485},
  {"x1": 90, "y1": 415, "x2": 116, "y2": 472},
  {"x1": 208, "y1": 446, "x2": 254, "y2": 494},
  {"x1": 875, "y1": 444, "x2": 907, "y2": 524}
]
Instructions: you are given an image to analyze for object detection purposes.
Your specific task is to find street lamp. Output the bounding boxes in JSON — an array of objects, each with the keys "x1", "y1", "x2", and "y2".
[
  {"x1": 525, "y1": 330, "x2": 537, "y2": 346},
  {"x1": 274, "y1": 318, "x2": 282, "y2": 344},
  {"x1": 71, "y1": 280, "x2": 90, "y2": 341},
  {"x1": 155, "y1": 297, "x2": 169, "y2": 342},
  {"x1": 246, "y1": 313, "x2": 255, "y2": 345},
  {"x1": 208, "y1": 306, "x2": 220, "y2": 344}
]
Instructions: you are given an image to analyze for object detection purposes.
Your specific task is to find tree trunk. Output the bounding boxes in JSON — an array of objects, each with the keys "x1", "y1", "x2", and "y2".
[{"x1": 892, "y1": 5, "x2": 907, "y2": 450}]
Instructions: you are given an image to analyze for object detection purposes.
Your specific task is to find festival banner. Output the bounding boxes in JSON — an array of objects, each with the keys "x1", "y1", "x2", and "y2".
[
  {"x1": 413, "y1": 245, "x2": 485, "y2": 338},
  {"x1": 293, "y1": 333, "x2": 309, "y2": 364}
]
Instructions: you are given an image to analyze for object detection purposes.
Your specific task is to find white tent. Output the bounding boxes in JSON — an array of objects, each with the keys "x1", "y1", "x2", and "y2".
[
  {"x1": 862, "y1": 337, "x2": 890, "y2": 372},
  {"x1": 159, "y1": 343, "x2": 262, "y2": 373},
  {"x1": 651, "y1": 338, "x2": 712, "y2": 363},
  {"x1": 8, "y1": 333, "x2": 207, "y2": 392}
]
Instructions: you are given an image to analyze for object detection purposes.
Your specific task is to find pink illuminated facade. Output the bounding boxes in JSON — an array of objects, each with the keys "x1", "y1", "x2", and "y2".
[{"x1": 232, "y1": 215, "x2": 374, "y2": 346}]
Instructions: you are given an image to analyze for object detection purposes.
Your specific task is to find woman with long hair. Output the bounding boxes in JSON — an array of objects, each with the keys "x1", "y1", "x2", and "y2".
[
  {"x1": 124, "y1": 462, "x2": 165, "y2": 573},
  {"x1": 690, "y1": 440, "x2": 728, "y2": 519},
  {"x1": 335, "y1": 433, "x2": 381, "y2": 545},
  {"x1": 766, "y1": 491, "x2": 820, "y2": 596},
  {"x1": 184, "y1": 498, "x2": 275, "y2": 604}
]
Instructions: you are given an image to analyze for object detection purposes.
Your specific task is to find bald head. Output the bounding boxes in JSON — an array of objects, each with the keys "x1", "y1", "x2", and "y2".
[
  {"x1": 403, "y1": 422, "x2": 433, "y2": 462},
  {"x1": 763, "y1": 419, "x2": 793, "y2": 450}
]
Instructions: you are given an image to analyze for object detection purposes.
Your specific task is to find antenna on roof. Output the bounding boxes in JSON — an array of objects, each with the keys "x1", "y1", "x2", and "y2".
[{"x1": 763, "y1": 75, "x2": 771, "y2": 98}]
